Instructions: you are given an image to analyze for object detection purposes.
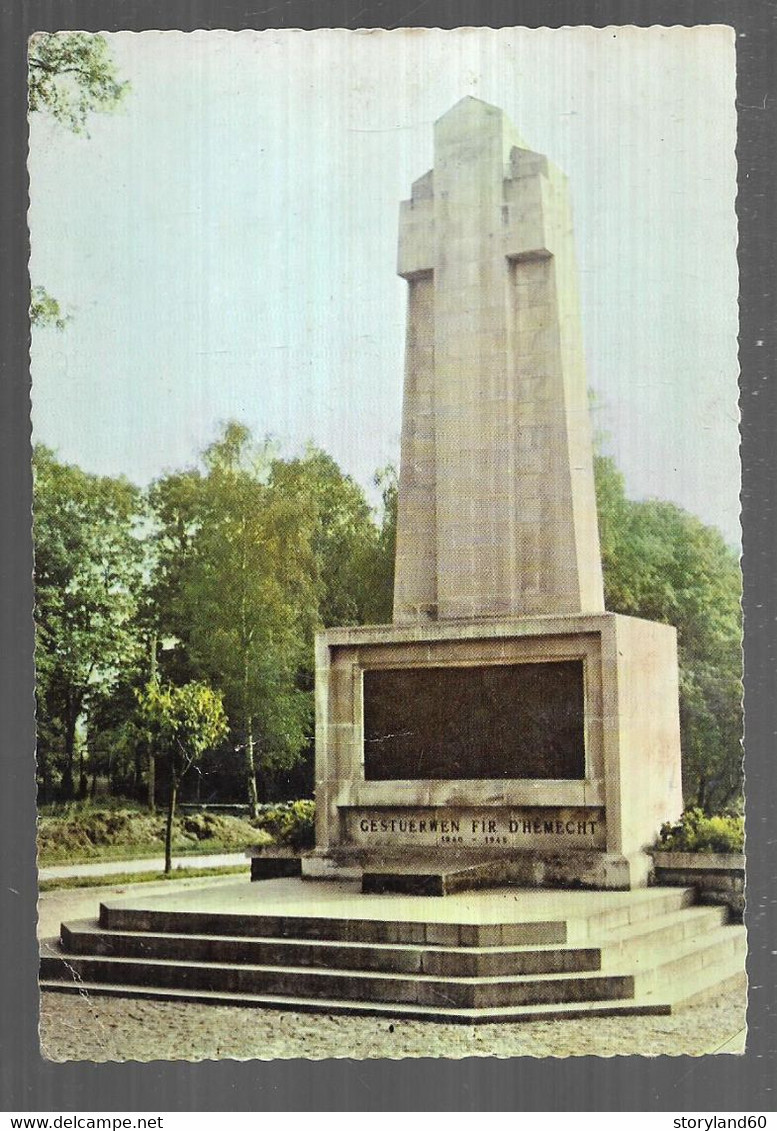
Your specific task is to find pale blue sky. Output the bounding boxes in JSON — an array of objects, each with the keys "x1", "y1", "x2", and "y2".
[{"x1": 28, "y1": 26, "x2": 740, "y2": 545}]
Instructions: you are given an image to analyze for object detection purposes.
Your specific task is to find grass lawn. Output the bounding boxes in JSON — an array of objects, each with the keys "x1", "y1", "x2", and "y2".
[{"x1": 38, "y1": 864, "x2": 247, "y2": 892}]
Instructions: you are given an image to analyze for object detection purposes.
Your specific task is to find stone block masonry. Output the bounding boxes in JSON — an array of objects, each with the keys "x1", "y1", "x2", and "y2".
[
  {"x1": 312, "y1": 98, "x2": 683, "y2": 890},
  {"x1": 394, "y1": 97, "x2": 604, "y2": 623},
  {"x1": 314, "y1": 613, "x2": 683, "y2": 885}
]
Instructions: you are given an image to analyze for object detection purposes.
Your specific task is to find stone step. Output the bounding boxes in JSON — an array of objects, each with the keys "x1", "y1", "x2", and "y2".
[
  {"x1": 39, "y1": 949, "x2": 634, "y2": 1009},
  {"x1": 37, "y1": 978, "x2": 673, "y2": 1024},
  {"x1": 97, "y1": 902, "x2": 568, "y2": 948},
  {"x1": 632, "y1": 925, "x2": 747, "y2": 993},
  {"x1": 41, "y1": 886, "x2": 745, "y2": 1024},
  {"x1": 573, "y1": 887, "x2": 696, "y2": 938},
  {"x1": 658, "y1": 957, "x2": 748, "y2": 1012},
  {"x1": 597, "y1": 904, "x2": 728, "y2": 957},
  {"x1": 95, "y1": 886, "x2": 698, "y2": 947},
  {"x1": 59, "y1": 920, "x2": 602, "y2": 977},
  {"x1": 40, "y1": 941, "x2": 746, "y2": 1022}
]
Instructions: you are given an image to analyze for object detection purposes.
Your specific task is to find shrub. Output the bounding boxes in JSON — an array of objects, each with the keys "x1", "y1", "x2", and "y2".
[
  {"x1": 277, "y1": 800, "x2": 315, "y2": 849},
  {"x1": 37, "y1": 806, "x2": 274, "y2": 863},
  {"x1": 654, "y1": 807, "x2": 744, "y2": 854},
  {"x1": 254, "y1": 800, "x2": 315, "y2": 850}
]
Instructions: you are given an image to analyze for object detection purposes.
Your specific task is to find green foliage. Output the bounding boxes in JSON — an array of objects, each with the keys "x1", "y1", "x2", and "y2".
[
  {"x1": 136, "y1": 680, "x2": 228, "y2": 785},
  {"x1": 38, "y1": 808, "x2": 155, "y2": 859},
  {"x1": 147, "y1": 425, "x2": 321, "y2": 813},
  {"x1": 39, "y1": 865, "x2": 248, "y2": 892},
  {"x1": 368, "y1": 464, "x2": 397, "y2": 624},
  {"x1": 145, "y1": 431, "x2": 397, "y2": 809},
  {"x1": 29, "y1": 286, "x2": 68, "y2": 330},
  {"x1": 34, "y1": 417, "x2": 741, "y2": 829},
  {"x1": 33, "y1": 445, "x2": 145, "y2": 800},
  {"x1": 594, "y1": 454, "x2": 743, "y2": 812},
  {"x1": 269, "y1": 447, "x2": 377, "y2": 627},
  {"x1": 190, "y1": 425, "x2": 317, "y2": 766},
  {"x1": 37, "y1": 805, "x2": 272, "y2": 865},
  {"x1": 36, "y1": 424, "x2": 396, "y2": 815},
  {"x1": 654, "y1": 807, "x2": 744, "y2": 855},
  {"x1": 255, "y1": 800, "x2": 316, "y2": 850},
  {"x1": 84, "y1": 679, "x2": 150, "y2": 800},
  {"x1": 38, "y1": 796, "x2": 147, "y2": 818},
  {"x1": 266, "y1": 450, "x2": 396, "y2": 628},
  {"x1": 28, "y1": 32, "x2": 128, "y2": 134},
  {"x1": 29, "y1": 33, "x2": 128, "y2": 329},
  {"x1": 144, "y1": 469, "x2": 206, "y2": 691}
]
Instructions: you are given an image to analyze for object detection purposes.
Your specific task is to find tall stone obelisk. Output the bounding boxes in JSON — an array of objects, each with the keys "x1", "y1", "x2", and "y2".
[{"x1": 393, "y1": 97, "x2": 604, "y2": 623}]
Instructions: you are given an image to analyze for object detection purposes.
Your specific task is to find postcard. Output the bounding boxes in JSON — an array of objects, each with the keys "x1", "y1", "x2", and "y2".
[{"x1": 29, "y1": 26, "x2": 744, "y2": 1061}]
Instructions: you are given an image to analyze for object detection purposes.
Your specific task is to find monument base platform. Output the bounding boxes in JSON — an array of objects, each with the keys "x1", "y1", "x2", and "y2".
[
  {"x1": 40, "y1": 878, "x2": 746, "y2": 1023},
  {"x1": 330, "y1": 850, "x2": 655, "y2": 891},
  {"x1": 248, "y1": 843, "x2": 653, "y2": 893},
  {"x1": 315, "y1": 613, "x2": 684, "y2": 881}
]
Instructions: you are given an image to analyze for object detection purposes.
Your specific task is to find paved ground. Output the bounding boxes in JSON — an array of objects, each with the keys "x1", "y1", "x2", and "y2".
[
  {"x1": 37, "y1": 873, "x2": 247, "y2": 939},
  {"x1": 39, "y1": 985, "x2": 747, "y2": 1061},
  {"x1": 38, "y1": 852, "x2": 247, "y2": 881},
  {"x1": 37, "y1": 877, "x2": 748, "y2": 1062}
]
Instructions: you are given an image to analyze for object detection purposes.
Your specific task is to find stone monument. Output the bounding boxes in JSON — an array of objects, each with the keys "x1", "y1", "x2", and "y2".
[
  {"x1": 313, "y1": 98, "x2": 683, "y2": 891},
  {"x1": 41, "y1": 99, "x2": 743, "y2": 1028}
]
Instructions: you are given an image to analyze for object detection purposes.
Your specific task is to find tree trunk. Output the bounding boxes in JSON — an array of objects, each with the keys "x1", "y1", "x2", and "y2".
[
  {"x1": 165, "y1": 775, "x2": 177, "y2": 874},
  {"x1": 245, "y1": 716, "x2": 259, "y2": 819},
  {"x1": 134, "y1": 741, "x2": 144, "y2": 798},
  {"x1": 37, "y1": 745, "x2": 52, "y2": 806},
  {"x1": 696, "y1": 777, "x2": 708, "y2": 813},
  {"x1": 78, "y1": 743, "x2": 88, "y2": 800},
  {"x1": 60, "y1": 713, "x2": 78, "y2": 801},
  {"x1": 148, "y1": 632, "x2": 158, "y2": 812},
  {"x1": 147, "y1": 749, "x2": 156, "y2": 812}
]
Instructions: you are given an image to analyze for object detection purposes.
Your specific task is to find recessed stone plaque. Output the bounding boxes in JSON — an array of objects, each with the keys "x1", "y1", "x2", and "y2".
[
  {"x1": 363, "y1": 660, "x2": 585, "y2": 781},
  {"x1": 343, "y1": 806, "x2": 606, "y2": 851}
]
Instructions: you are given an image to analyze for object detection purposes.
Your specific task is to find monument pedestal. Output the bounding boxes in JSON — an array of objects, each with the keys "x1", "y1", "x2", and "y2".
[{"x1": 314, "y1": 614, "x2": 682, "y2": 891}]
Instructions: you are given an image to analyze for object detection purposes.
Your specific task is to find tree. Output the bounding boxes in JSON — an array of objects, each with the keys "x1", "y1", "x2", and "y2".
[
  {"x1": 137, "y1": 681, "x2": 227, "y2": 872},
  {"x1": 28, "y1": 32, "x2": 128, "y2": 134},
  {"x1": 85, "y1": 669, "x2": 153, "y2": 801},
  {"x1": 150, "y1": 424, "x2": 319, "y2": 815},
  {"x1": 366, "y1": 463, "x2": 398, "y2": 624},
  {"x1": 146, "y1": 433, "x2": 398, "y2": 806},
  {"x1": 33, "y1": 446, "x2": 144, "y2": 799},
  {"x1": 145, "y1": 470, "x2": 206, "y2": 676},
  {"x1": 269, "y1": 447, "x2": 390, "y2": 627},
  {"x1": 28, "y1": 32, "x2": 129, "y2": 327},
  {"x1": 29, "y1": 286, "x2": 68, "y2": 331},
  {"x1": 594, "y1": 454, "x2": 743, "y2": 812}
]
